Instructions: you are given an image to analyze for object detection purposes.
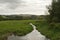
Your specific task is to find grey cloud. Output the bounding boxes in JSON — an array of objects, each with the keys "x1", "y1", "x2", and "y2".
[
  {"x1": 0, "y1": 0, "x2": 23, "y2": 9},
  {"x1": 7, "y1": 3, "x2": 19, "y2": 9},
  {"x1": 0, "y1": 0, "x2": 20, "y2": 3},
  {"x1": 0, "y1": 0, "x2": 51, "y2": 15}
]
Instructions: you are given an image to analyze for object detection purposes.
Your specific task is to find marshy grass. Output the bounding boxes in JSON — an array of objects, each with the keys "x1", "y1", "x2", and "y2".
[
  {"x1": 0, "y1": 20, "x2": 36, "y2": 40},
  {"x1": 34, "y1": 21, "x2": 60, "y2": 40}
]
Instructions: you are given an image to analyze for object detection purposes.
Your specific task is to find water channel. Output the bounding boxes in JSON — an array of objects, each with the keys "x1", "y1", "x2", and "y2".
[{"x1": 8, "y1": 23, "x2": 50, "y2": 40}]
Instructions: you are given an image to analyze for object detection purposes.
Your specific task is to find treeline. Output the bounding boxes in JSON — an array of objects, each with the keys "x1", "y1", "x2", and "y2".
[
  {"x1": 35, "y1": 0, "x2": 60, "y2": 40},
  {"x1": 45, "y1": 0, "x2": 60, "y2": 40},
  {"x1": 47, "y1": 0, "x2": 60, "y2": 23},
  {"x1": 0, "y1": 14, "x2": 45, "y2": 20}
]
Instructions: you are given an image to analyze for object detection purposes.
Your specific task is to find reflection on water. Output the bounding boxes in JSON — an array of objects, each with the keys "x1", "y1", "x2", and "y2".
[{"x1": 8, "y1": 23, "x2": 50, "y2": 40}]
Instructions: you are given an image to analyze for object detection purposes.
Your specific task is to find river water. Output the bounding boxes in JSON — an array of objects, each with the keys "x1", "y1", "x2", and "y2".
[{"x1": 8, "y1": 23, "x2": 50, "y2": 40}]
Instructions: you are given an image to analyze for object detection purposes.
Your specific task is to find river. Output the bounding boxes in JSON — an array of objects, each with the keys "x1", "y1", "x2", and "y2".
[{"x1": 8, "y1": 23, "x2": 50, "y2": 40}]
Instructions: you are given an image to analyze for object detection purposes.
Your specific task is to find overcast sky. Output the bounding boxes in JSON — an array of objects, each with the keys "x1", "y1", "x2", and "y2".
[{"x1": 0, "y1": 0, "x2": 52, "y2": 15}]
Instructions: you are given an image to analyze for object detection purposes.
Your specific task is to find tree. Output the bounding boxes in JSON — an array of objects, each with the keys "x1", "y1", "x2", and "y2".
[
  {"x1": 48, "y1": 0, "x2": 60, "y2": 23},
  {"x1": 0, "y1": 15, "x2": 4, "y2": 20}
]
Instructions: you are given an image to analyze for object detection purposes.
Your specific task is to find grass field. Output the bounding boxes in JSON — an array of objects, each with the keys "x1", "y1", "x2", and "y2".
[
  {"x1": 0, "y1": 20, "x2": 36, "y2": 40},
  {"x1": 34, "y1": 21, "x2": 60, "y2": 40},
  {"x1": 1, "y1": 20, "x2": 60, "y2": 40}
]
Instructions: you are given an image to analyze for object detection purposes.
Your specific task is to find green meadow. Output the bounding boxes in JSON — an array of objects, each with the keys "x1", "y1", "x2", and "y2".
[
  {"x1": 0, "y1": 20, "x2": 36, "y2": 40},
  {"x1": 34, "y1": 21, "x2": 60, "y2": 40},
  {"x1": 0, "y1": 20, "x2": 60, "y2": 40}
]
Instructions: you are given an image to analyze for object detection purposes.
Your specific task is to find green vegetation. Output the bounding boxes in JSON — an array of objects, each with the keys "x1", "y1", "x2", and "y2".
[
  {"x1": 0, "y1": 20, "x2": 36, "y2": 40},
  {"x1": 0, "y1": 15, "x2": 40, "y2": 20},
  {"x1": 0, "y1": 0, "x2": 60, "y2": 40},
  {"x1": 34, "y1": 0, "x2": 60, "y2": 40},
  {"x1": 34, "y1": 21, "x2": 60, "y2": 40},
  {"x1": 48, "y1": 0, "x2": 60, "y2": 23}
]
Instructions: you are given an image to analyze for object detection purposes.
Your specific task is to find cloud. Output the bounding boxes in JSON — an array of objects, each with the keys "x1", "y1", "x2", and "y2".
[
  {"x1": 0, "y1": 0, "x2": 22, "y2": 9},
  {"x1": 0, "y1": 0, "x2": 19, "y2": 3},
  {"x1": 0, "y1": 0, "x2": 52, "y2": 15}
]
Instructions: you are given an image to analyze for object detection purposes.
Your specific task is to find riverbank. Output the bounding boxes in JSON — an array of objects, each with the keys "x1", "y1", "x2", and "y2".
[
  {"x1": 0, "y1": 20, "x2": 36, "y2": 40},
  {"x1": 34, "y1": 21, "x2": 60, "y2": 40},
  {"x1": 8, "y1": 23, "x2": 47, "y2": 40}
]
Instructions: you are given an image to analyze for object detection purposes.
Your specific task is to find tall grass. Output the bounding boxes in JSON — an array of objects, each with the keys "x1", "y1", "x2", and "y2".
[
  {"x1": 0, "y1": 20, "x2": 36, "y2": 40},
  {"x1": 34, "y1": 21, "x2": 60, "y2": 40}
]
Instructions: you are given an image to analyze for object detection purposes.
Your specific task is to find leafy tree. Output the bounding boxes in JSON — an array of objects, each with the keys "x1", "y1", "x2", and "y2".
[
  {"x1": 0, "y1": 15, "x2": 4, "y2": 20},
  {"x1": 48, "y1": 0, "x2": 60, "y2": 23}
]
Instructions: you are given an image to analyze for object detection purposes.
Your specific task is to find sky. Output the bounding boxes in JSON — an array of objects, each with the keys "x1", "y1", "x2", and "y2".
[{"x1": 0, "y1": 0, "x2": 52, "y2": 15}]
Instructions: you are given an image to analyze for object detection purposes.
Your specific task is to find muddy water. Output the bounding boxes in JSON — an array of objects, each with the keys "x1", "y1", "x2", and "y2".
[{"x1": 8, "y1": 23, "x2": 50, "y2": 40}]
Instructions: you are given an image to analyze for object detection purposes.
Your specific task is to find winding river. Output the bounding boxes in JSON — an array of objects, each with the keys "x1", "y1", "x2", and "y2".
[{"x1": 8, "y1": 23, "x2": 50, "y2": 40}]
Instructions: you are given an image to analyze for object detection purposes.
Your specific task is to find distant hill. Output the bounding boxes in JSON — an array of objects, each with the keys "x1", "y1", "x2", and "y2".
[{"x1": 0, "y1": 14, "x2": 48, "y2": 20}]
